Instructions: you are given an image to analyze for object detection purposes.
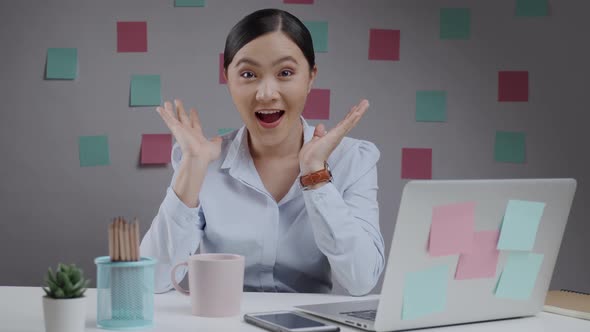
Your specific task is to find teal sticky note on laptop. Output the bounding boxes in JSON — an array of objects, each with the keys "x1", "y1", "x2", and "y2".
[
  {"x1": 46, "y1": 48, "x2": 78, "y2": 80},
  {"x1": 402, "y1": 265, "x2": 449, "y2": 320},
  {"x1": 495, "y1": 252, "x2": 544, "y2": 300},
  {"x1": 497, "y1": 199, "x2": 545, "y2": 251},
  {"x1": 130, "y1": 75, "x2": 161, "y2": 106}
]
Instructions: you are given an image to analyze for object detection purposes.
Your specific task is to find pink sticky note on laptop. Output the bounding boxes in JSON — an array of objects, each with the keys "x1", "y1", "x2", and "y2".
[
  {"x1": 455, "y1": 230, "x2": 500, "y2": 280},
  {"x1": 141, "y1": 134, "x2": 172, "y2": 164},
  {"x1": 302, "y1": 89, "x2": 330, "y2": 120},
  {"x1": 428, "y1": 202, "x2": 476, "y2": 256},
  {"x1": 117, "y1": 22, "x2": 147, "y2": 52}
]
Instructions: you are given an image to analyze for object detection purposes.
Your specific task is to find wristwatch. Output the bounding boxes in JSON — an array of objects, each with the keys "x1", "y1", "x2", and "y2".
[{"x1": 299, "y1": 161, "x2": 333, "y2": 189}]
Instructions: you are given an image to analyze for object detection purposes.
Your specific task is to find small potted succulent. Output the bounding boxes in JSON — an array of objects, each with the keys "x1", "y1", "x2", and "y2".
[{"x1": 42, "y1": 263, "x2": 91, "y2": 332}]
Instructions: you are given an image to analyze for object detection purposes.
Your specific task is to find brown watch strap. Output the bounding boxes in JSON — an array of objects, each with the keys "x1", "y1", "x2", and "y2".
[{"x1": 300, "y1": 164, "x2": 332, "y2": 188}]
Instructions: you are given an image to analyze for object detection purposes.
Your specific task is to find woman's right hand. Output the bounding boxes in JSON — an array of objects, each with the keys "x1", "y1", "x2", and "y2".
[{"x1": 156, "y1": 99, "x2": 222, "y2": 164}]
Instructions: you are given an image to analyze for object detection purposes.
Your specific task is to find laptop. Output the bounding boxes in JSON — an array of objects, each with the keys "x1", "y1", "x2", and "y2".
[{"x1": 295, "y1": 179, "x2": 577, "y2": 331}]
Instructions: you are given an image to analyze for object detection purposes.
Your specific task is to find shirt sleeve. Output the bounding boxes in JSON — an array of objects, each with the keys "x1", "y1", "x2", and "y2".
[
  {"x1": 139, "y1": 144, "x2": 206, "y2": 293},
  {"x1": 302, "y1": 140, "x2": 385, "y2": 296}
]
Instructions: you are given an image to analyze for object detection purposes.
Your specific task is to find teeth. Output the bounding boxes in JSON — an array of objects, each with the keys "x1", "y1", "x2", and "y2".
[{"x1": 256, "y1": 110, "x2": 283, "y2": 114}]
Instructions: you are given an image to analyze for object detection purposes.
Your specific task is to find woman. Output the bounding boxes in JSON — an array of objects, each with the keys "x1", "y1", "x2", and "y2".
[{"x1": 141, "y1": 8, "x2": 385, "y2": 296}]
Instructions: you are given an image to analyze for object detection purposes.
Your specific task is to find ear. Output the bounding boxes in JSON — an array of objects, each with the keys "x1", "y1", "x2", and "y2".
[
  {"x1": 307, "y1": 65, "x2": 318, "y2": 94},
  {"x1": 223, "y1": 69, "x2": 228, "y2": 83}
]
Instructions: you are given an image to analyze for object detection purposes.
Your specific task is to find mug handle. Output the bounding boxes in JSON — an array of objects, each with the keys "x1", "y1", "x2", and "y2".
[{"x1": 171, "y1": 262, "x2": 190, "y2": 296}]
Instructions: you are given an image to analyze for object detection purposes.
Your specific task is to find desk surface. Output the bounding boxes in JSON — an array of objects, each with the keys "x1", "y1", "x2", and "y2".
[{"x1": 1, "y1": 287, "x2": 589, "y2": 332}]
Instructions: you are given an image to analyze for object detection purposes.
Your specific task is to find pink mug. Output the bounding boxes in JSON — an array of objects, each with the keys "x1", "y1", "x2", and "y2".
[{"x1": 171, "y1": 253, "x2": 245, "y2": 317}]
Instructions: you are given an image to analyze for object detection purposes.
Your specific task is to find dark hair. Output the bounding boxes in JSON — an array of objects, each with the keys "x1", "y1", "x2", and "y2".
[{"x1": 223, "y1": 8, "x2": 315, "y2": 72}]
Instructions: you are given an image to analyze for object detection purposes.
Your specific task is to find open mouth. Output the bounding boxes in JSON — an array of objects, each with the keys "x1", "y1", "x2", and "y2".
[{"x1": 255, "y1": 110, "x2": 285, "y2": 125}]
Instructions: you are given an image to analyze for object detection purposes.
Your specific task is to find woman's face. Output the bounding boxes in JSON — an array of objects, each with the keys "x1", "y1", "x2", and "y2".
[{"x1": 225, "y1": 31, "x2": 317, "y2": 148}]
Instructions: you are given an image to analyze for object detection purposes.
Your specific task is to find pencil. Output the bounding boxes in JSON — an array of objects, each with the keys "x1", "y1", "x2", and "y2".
[{"x1": 108, "y1": 222, "x2": 114, "y2": 261}]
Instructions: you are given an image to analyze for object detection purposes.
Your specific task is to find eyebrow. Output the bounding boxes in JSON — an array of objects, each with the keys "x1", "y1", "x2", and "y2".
[{"x1": 234, "y1": 56, "x2": 298, "y2": 68}]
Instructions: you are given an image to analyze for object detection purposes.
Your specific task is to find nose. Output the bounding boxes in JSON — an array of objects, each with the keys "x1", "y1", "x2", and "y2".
[{"x1": 255, "y1": 78, "x2": 279, "y2": 103}]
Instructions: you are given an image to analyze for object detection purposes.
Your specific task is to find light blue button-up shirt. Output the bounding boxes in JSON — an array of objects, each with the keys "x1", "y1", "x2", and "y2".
[{"x1": 140, "y1": 117, "x2": 385, "y2": 296}]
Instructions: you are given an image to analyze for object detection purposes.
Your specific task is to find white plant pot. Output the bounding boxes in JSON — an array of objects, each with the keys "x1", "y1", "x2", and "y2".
[{"x1": 42, "y1": 296, "x2": 87, "y2": 332}]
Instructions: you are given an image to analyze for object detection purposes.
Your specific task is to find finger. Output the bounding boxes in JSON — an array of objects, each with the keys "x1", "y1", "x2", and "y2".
[
  {"x1": 189, "y1": 108, "x2": 203, "y2": 134},
  {"x1": 175, "y1": 99, "x2": 190, "y2": 125},
  {"x1": 332, "y1": 100, "x2": 369, "y2": 137},
  {"x1": 164, "y1": 101, "x2": 176, "y2": 120},
  {"x1": 156, "y1": 106, "x2": 180, "y2": 134},
  {"x1": 314, "y1": 123, "x2": 327, "y2": 138}
]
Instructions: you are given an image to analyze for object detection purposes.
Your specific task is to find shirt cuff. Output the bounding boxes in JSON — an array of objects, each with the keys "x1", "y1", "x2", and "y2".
[{"x1": 161, "y1": 186, "x2": 201, "y2": 225}]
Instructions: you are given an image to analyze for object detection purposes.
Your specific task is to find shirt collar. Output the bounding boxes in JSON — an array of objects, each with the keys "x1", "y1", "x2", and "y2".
[{"x1": 220, "y1": 116, "x2": 314, "y2": 170}]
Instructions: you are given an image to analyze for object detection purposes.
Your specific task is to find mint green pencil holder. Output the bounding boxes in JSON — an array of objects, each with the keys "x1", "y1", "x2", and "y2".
[{"x1": 94, "y1": 256, "x2": 157, "y2": 330}]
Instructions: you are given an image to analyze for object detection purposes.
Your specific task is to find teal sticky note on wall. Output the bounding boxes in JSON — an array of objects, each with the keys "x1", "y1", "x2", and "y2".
[
  {"x1": 304, "y1": 21, "x2": 328, "y2": 52},
  {"x1": 440, "y1": 8, "x2": 471, "y2": 40},
  {"x1": 497, "y1": 200, "x2": 545, "y2": 251},
  {"x1": 516, "y1": 0, "x2": 548, "y2": 17},
  {"x1": 495, "y1": 252, "x2": 544, "y2": 300},
  {"x1": 130, "y1": 75, "x2": 161, "y2": 106},
  {"x1": 175, "y1": 0, "x2": 205, "y2": 7},
  {"x1": 494, "y1": 131, "x2": 526, "y2": 163},
  {"x1": 79, "y1": 135, "x2": 110, "y2": 167},
  {"x1": 217, "y1": 128, "x2": 236, "y2": 136},
  {"x1": 416, "y1": 91, "x2": 447, "y2": 122},
  {"x1": 46, "y1": 48, "x2": 78, "y2": 80},
  {"x1": 402, "y1": 265, "x2": 449, "y2": 320}
]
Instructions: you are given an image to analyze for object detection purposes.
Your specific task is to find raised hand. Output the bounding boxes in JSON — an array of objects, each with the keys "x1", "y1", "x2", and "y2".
[
  {"x1": 156, "y1": 99, "x2": 222, "y2": 164},
  {"x1": 299, "y1": 99, "x2": 369, "y2": 174}
]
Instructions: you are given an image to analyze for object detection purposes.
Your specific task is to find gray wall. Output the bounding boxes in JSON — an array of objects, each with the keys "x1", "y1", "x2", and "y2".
[{"x1": 1, "y1": 0, "x2": 588, "y2": 295}]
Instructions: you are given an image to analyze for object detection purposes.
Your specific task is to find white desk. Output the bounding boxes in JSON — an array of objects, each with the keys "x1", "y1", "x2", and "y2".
[{"x1": 1, "y1": 287, "x2": 588, "y2": 332}]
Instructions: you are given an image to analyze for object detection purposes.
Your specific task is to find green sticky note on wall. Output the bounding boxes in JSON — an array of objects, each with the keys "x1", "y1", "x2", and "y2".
[
  {"x1": 495, "y1": 252, "x2": 544, "y2": 300},
  {"x1": 440, "y1": 8, "x2": 471, "y2": 40},
  {"x1": 130, "y1": 75, "x2": 161, "y2": 106},
  {"x1": 217, "y1": 128, "x2": 236, "y2": 136},
  {"x1": 516, "y1": 0, "x2": 548, "y2": 17},
  {"x1": 175, "y1": 0, "x2": 205, "y2": 7},
  {"x1": 497, "y1": 200, "x2": 545, "y2": 251},
  {"x1": 402, "y1": 265, "x2": 449, "y2": 320},
  {"x1": 46, "y1": 48, "x2": 78, "y2": 80},
  {"x1": 304, "y1": 21, "x2": 328, "y2": 52},
  {"x1": 79, "y1": 135, "x2": 110, "y2": 167},
  {"x1": 494, "y1": 131, "x2": 526, "y2": 163},
  {"x1": 416, "y1": 91, "x2": 447, "y2": 122}
]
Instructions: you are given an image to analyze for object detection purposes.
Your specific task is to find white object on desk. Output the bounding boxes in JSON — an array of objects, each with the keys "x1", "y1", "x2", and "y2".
[{"x1": 0, "y1": 287, "x2": 589, "y2": 332}]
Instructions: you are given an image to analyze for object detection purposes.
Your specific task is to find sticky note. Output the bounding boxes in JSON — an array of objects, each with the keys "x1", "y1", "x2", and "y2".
[
  {"x1": 284, "y1": 0, "x2": 314, "y2": 3},
  {"x1": 79, "y1": 136, "x2": 110, "y2": 167},
  {"x1": 175, "y1": 0, "x2": 205, "y2": 7},
  {"x1": 46, "y1": 48, "x2": 78, "y2": 80},
  {"x1": 498, "y1": 71, "x2": 528, "y2": 102},
  {"x1": 440, "y1": 8, "x2": 471, "y2": 40},
  {"x1": 401, "y1": 148, "x2": 432, "y2": 179},
  {"x1": 494, "y1": 131, "x2": 526, "y2": 164},
  {"x1": 141, "y1": 134, "x2": 172, "y2": 165},
  {"x1": 368, "y1": 29, "x2": 400, "y2": 61},
  {"x1": 218, "y1": 128, "x2": 236, "y2": 136},
  {"x1": 302, "y1": 89, "x2": 330, "y2": 120},
  {"x1": 117, "y1": 21, "x2": 147, "y2": 53},
  {"x1": 495, "y1": 252, "x2": 544, "y2": 300},
  {"x1": 304, "y1": 21, "x2": 328, "y2": 53},
  {"x1": 516, "y1": 0, "x2": 548, "y2": 17},
  {"x1": 402, "y1": 265, "x2": 449, "y2": 320},
  {"x1": 429, "y1": 202, "x2": 475, "y2": 256},
  {"x1": 455, "y1": 231, "x2": 500, "y2": 280},
  {"x1": 219, "y1": 53, "x2": 227, "y2": 84},
  {"x1": 416, "y1": 91, "x2": 447, "y2": 122},
  {"x1": 130, "y1": 74, "x2": 161, "y2": 107},
  {"x1": 497, "y1": 200, "x2": 545, "y2": 251}
]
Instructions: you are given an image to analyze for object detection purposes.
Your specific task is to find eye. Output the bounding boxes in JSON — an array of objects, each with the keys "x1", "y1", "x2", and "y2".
[
  {"x1": 240, "y1": 71, "x2": 255, "y2": 79},
  {"x1": 279, "y1": 69, "x2": 294, "y2": 77}
]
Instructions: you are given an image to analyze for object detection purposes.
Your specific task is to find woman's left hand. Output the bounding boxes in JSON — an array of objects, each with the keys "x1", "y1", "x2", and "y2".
[{"x1": 299, "y1": 99, "x2": 370, "y2": 174}]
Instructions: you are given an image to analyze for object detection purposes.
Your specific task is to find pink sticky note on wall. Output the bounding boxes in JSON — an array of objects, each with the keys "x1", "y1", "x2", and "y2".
[
  {"x1": 429, "y1": 202, "x2": 476, "y2": 256},
  {"x1": 401, "y1": 148, "x2": 432, "y2": 179},
  {"x1": 141, "y1": 134, "x2": 172, "y2": 164},
  {"x1": 455, "y1": 230, "x2": 500, "y2": 280},
  {"x1": 303, "y1": 89, "x2": 330, "y2": 120},
  {"x1": 369, "y1": 29, "x2": 400, "y2": 61},
  {"x1": 498, "y1": 71, "x2": 528, "y2": 101},
  {"x1": 219, "y1": 53, "x2": 227, "y2": 84},
  {"x1": 117, "y1": 22, "x2": 147, "y2": 53},
  {"x1": 284, "y1": 0, "x2": 314, "y2": 3}
]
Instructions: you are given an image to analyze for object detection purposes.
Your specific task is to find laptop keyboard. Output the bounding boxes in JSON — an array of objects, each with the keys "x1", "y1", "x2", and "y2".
[{"x1": 340, "y1": 309, "x2": 377, "y2": 321}]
